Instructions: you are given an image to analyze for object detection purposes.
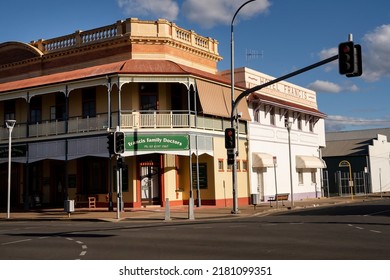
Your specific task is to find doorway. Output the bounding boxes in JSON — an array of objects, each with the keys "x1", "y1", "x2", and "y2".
[
  {"x1": 140, "y1": 165, "x2": 160, "y2": 206},
  {"x1": 51, "y1": 162, "x2": 66, "y2": 206},
  {"x1": 139, "y1": 155, "x2": 161, "y2": 206}
]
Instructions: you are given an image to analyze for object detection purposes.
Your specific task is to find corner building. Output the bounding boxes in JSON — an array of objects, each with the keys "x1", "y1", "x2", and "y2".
[
  {"x1": 0, "y1": 19, "x2": 251, "y2": 209},
  {"x1": 220, "y1": 68, "x2": 327, "y2": 202}
]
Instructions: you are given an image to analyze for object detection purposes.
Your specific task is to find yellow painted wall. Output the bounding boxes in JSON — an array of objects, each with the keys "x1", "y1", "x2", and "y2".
[{"x1": 213, "y1": 136, "x2": 249, "y2": 200}]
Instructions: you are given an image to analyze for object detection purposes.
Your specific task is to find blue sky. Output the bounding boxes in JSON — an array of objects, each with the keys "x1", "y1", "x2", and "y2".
[{"x1": 1, "y1": 0, "x2": 390, "y2": 132}]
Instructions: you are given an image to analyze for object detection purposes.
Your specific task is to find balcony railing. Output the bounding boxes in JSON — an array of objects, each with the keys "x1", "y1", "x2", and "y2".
[
  {"x1": 68, "y1": 114, "x2": 108, "y2": 133},
  {"x1": 0, "y1": 111, "x2": 244, "y2": 142},
  {"x1": 120, "y1": 110, "x2": 239, "y2": 132},
  {"x1": 121, "y1": 110, "x2": 195, "y2": 129}
]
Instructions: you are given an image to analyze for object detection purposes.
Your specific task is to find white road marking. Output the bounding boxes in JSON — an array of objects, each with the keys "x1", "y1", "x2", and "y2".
[
  {"x1": 2, "y1": 239, "x2": 32, "y2": 245},
  {"x1": 364, "y1": 209, "x2": 390, "y2": 216}
]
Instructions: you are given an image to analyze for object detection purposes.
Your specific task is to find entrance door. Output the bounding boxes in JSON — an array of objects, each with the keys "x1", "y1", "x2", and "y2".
[{"x1": 140, "y1": 165, "x2": 160, "y2": 205}]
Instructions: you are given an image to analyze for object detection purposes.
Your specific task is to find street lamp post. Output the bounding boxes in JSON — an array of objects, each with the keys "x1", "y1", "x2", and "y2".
[
  {"x1": 230, "y1": 0, "x2": 256, "y2": 214},
  {"x1": 5, "y1": 120, "x2": 16, "y2": 219},
  {"x1": 286, "y1": 121, "x2": 294, "y2": 208}
]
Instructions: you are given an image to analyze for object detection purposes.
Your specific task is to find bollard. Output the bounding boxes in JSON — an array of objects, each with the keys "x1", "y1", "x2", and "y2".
[
  {"x1": 165, "y1": 198, "x2": 171, "y2": 221},
  {"x1": 188, "y1": 197, "x2": 195, "y2": 220}
]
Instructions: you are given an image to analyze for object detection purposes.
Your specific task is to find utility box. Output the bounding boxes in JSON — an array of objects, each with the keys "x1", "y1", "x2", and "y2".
[{"x1": 64, "y1": 200, "x2": 75, "y2": 213}]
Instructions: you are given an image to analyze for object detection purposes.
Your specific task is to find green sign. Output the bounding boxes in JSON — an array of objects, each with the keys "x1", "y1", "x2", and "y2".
[{"x1": 125, "y1": 134, "x2": 189, "y2": 151}]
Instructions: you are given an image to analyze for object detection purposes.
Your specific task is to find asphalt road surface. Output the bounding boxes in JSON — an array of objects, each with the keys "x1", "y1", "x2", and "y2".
[{"x1": 1, "y1": 199, "x2": 389, "y2": 260}]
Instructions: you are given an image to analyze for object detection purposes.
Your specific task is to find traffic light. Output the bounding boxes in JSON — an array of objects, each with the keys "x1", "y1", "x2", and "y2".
[
  {"x1": 114, "y1": 131, "x2": 125, "y2": 154},
  {"x1": 225, "y1": 128, "x2": 236, "y2": 149},
  {"x1": 107, "y1": 132, "x2": 114, "y2": 155},
  {"x1": 346, "y1": 44, "x2": 362, "y2": 77},
  {"x1": 227, "y1": 151, "x2": 235, "y2": 165},
  {"x1": 338, "y1": 41, "x2": 362, "y2": 77},
  {"x1": 338, "y1": 41, "x2": 354, "y2": 75}
]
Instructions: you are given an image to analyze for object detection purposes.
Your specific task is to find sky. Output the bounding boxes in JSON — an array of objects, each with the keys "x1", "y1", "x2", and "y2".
[{"x1": 1, "y1": 0, "x2": 390, "y2": 132}]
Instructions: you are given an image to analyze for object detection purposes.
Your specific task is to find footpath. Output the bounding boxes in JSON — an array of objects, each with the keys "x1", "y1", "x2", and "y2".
[{"x1": 1, "y1": 194, "x2": 389, "y2": 222}]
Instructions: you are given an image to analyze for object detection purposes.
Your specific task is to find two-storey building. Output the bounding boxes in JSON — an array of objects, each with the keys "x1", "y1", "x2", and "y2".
[
  {"x1": 221, "y1": 68, "x2": 327, "y2": 203},
  {"x1": 0, "y1": 18, "x2": 251, "y2": 210}
]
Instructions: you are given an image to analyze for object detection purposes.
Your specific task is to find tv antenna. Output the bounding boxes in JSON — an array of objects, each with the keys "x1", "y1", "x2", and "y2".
[{"x1": 246, "y1": 49, "x2": 264, "y2": 62}]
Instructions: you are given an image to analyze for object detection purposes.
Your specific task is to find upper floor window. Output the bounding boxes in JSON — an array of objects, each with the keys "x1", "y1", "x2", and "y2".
[
  {"x1": 4, "y1": 100, "x2": 15, "y2": 122},
  {"x1": 82, "y1": 88, "x2": 96, "y2": 118},
  {"x1": 30, "y1": 96, "x2": 42, "y2": 124},
  {"x1": 51, "y1": 94, "x2": 66, "y2": 121},
  {"x1": 254, "y1": 108, "x2": 260, "y2": 123},
  {"x1": 140, "y1": 83, "x2": 158, "y2": 111},
  {"x1": 297, "y1": 115, "x2": 302, "y2": 130},
  {"x1": 309, "y1": 119, "x2": 314, "y2": 132},
  {"x1": 270, "y1": 107, "x2": 275, "y2": 126}
]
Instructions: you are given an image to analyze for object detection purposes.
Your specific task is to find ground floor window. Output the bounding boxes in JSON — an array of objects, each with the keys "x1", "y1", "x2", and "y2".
[
  {"x1": 81, "y1": 157, "x2": 107, "y2": 194},
  {"x1": 192, "y1": 163, "x2": 208, "y2": 189},
  {"x1": 311, "y1": 170, "x2": 317, "y2": 184},
  {"x1": 218, "y1": 159, "x2": 224, "y2": 171},
  {"x1": 298, "y1": 171, "x2": 304, "y2": 185}
]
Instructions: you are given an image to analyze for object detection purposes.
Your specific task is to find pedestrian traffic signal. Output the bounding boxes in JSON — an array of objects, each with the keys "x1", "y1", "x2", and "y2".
[
  {"x1": 114, "y1": 131, "x2": 125, "y2": 154},
  {"x1": 338, "y1": 41, "x2": 354, "y2": 75},
  {"x1": 107, "y1": 132, "x2": 114, "y2": 155},
  {"x1": 225, "y1": 128, "x2": 236, "y2": 149}
]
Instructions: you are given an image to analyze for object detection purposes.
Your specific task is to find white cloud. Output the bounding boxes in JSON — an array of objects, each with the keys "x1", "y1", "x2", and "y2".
[
  {"x1": 318, "y1": 24, "x2": 390, "y2": 82},
  {"x1": 117, "y1": 0, "x2": 179, "y2": 21},
  {"x1": 318, "y1": 47, "x2": 337, "y2": 60},
  {"x1": 325, "y1": 115, "x2": 390, "y2": 132},
  {"x1": 307, "y1": 80, "x2": 359, "y2": 94},
  {"x1": 307, "y1": 80, "x2": 341, "y2": 93},
  {"x1": 345, "y1": 84, "x2": 359, "y2": 92},
  {"x1": 182, "y1": 0, "x2": 271, "y2": 28},
  {"x1": 317, "y1": 47, "x2": 338, "y2": 72},
  {"x1": 363, "y1": 24, "x2": 390, "y2": 82}
]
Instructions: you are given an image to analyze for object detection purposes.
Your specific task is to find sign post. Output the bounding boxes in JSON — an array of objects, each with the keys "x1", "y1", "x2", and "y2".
[{"x1": 273, "y1": 156, "x2": 278, "y2": 208}]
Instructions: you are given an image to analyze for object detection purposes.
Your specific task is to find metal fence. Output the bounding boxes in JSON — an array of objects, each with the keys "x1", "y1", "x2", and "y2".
[{"x1": 322, "y1": 170, "x2": 371, "y2": 197}]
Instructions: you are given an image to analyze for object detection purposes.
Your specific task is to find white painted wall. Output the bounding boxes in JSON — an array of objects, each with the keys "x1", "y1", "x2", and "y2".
[{"x1": 369, "y1": 134, "x2": 390, "y2": 193}]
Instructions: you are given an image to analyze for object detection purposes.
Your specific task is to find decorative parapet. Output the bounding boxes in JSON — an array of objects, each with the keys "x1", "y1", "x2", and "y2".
[
  {"x1": 30, "y1": 18, "x2": 219, "y2": 57},
  {"x1": 31, "y1": 22, "x2": 119, "y2": 52}
]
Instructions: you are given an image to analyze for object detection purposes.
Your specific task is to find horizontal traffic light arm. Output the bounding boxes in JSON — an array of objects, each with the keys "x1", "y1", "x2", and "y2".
[{"x1": 231, "y1": 54, "x2": 338, "y2": 122}]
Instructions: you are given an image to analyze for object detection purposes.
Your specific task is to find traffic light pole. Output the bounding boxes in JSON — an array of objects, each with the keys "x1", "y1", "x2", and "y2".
[
  {"x1": 228, "y1": 54, "x2": 338, "y2": 214},
  {"x1": 230, "y1": 0, "x2": 256, "y2": 215},
  {"x1": 116, "y1": 155, "x2": 123, "y2": 219},
  {"x1": 231, "y1": 54, "x2": 338, "y2": 115}
]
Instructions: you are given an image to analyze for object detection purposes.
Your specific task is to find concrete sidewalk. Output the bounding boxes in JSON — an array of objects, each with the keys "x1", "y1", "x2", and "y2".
[{"x1": 1, "y1": 194, "x2": 388, "y2": 222}]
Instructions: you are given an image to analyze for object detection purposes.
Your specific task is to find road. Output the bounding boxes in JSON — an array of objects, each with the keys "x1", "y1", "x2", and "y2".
[{"x1": 1, "y1": 199, "x2": 389, "y2": 260}]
